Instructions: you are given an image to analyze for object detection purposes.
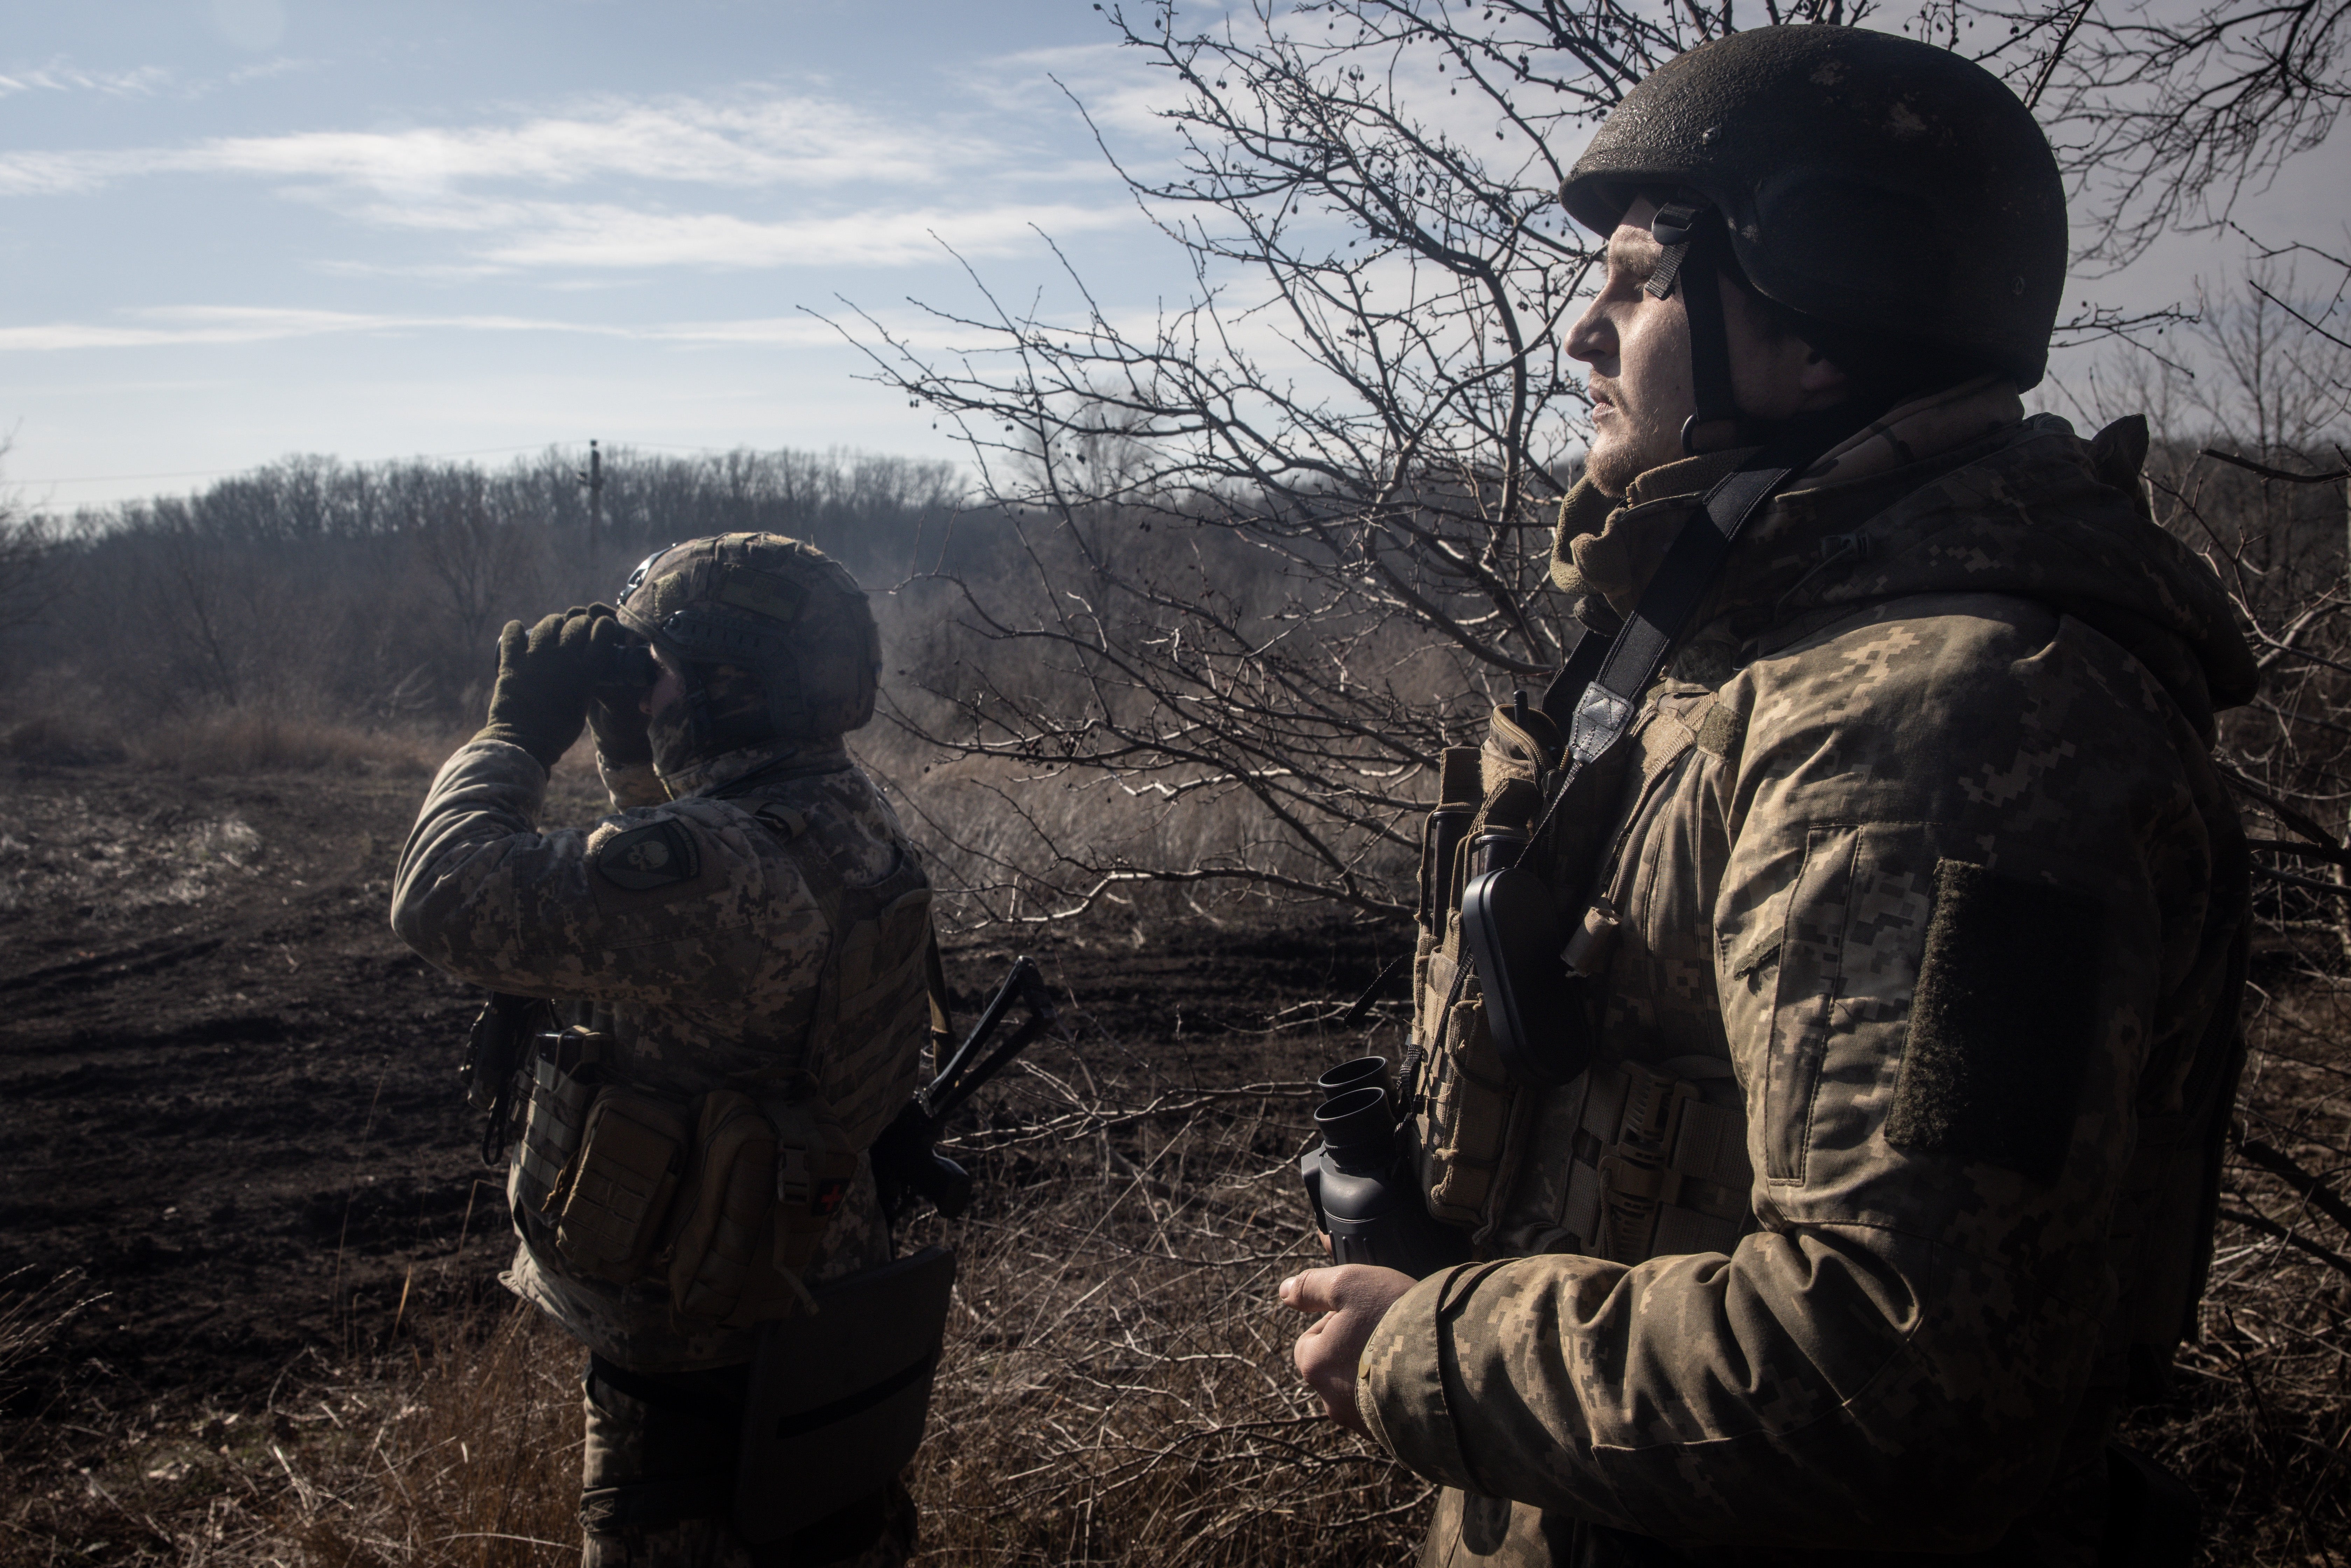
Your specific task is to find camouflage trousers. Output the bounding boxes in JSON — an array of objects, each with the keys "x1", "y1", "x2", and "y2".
[{"x1": 579, "y1": 1358, "x2": 915, "y2": 1568}]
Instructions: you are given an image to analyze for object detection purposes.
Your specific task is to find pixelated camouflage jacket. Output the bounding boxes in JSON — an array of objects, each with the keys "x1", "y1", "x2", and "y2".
[
  {"x1": 390, "y1": 736, "x2": 920, "y2": 1371},
  {"x1": 1361, "y1": 410, "x2": 2254, "y2": 1559}
]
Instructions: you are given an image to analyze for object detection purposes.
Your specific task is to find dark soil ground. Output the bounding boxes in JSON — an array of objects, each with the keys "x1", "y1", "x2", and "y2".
[
  {"x1": 0, "y1": 758, "x2": 1401, "y2": 1419},
  {"x1": 6, "y1": 757, "x2": 2344, "y2": 1566}
]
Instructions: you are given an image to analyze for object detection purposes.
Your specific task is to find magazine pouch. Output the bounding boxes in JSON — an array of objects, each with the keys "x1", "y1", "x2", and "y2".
[
  {"x1": 1417, "y1": 950, "x2": 1520, "y2": 1230},
  {"x1": 517, "y1": 1027, "x2": 604, "y2": 1213},
  {"x1": 667, "y1": 1089, "x2": 805, "y2": 1328},
  {"x1": 1414, "y1": 695, "x2": 1637, "y2": 1232},
  {"x1": 555, "y1": 1090, "x2": 691, "y2": 1283}
]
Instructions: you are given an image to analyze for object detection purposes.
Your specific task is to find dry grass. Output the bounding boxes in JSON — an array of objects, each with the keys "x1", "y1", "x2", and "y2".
[
  {"x1": 0, "y1": 1269, "x2": 100, "y2": 1392},
  {"x1": 0, "y1": 1299, "x2": 582, "y2": 1568},
  {"x1": 123, "y1": 714, "x2": 451, "y2": 779},
  {"x1": 3, "y1": 1065, "x2": 1427, "y2": 1568},
  {"x1": 854, "y1": 727, "x2": 1412, "y2": 932},
  {"x1": 2125, "y1": 958, "x2": 2351, "y2": 1563},
  {"x1": 7, "y1": 978, "x2": 2346, "y2": 1567},
  {"x1": 0, "y1": 701, "x2": 454, "y2": 778}
]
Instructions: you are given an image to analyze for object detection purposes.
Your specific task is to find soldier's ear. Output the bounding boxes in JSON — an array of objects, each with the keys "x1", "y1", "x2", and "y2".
[{"x1": 1796, "y1": 345, "x2": 1850, "y2": 398}]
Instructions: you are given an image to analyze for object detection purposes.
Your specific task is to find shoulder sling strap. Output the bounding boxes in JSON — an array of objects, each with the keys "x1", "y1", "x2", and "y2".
[{"x1": 1457, "y1": 438, "x2": 1827, "y2": 1088}]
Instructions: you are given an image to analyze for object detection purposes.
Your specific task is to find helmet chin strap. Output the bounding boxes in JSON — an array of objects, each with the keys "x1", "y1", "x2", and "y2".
[
  {"x1": 1644, "y1": 201, "x2": 1889, "y2": 460},
  {"x1": 1645, "y1": 203, "x2": 1762, "y2": 456}
]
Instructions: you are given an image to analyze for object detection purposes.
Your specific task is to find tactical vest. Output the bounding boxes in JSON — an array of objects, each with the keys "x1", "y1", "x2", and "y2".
[
  {"x1": 512, "y1": 797, "x2": 938, "y2": 1326},
  {"x1": 1409, "y1": 686, "x2": 1752, "y2": 1261}
]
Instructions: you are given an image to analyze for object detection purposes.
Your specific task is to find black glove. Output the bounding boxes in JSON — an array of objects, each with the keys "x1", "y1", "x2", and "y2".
[
  {"x1": 585, "y1": 602, "x2": 657, "y2": 767},
  {"x1": 476, "y1": 607, "x2": 625, "y2": 770}
]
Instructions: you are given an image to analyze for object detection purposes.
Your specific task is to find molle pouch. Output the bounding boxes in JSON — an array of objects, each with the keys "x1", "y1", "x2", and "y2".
[
  {"x1": 518, "y1": 1027, "x2": 605, "y2": 1210},
  {"x1": 772, "y1": 1100, "x2": 859, "y2": 1277},
  {"x1": 1418, "y1": 951, "x2": 1521, "y2": 1230},
  {"x1": 1484, "y1": 698, "x2": 1562, "y2": 783},
  {"x1": 1558, "y1": 1058, "x2": 1751, "y2": 1263},
  {"x1": 1418, "y1": 748, "x2": 1483, "y2": 938},
  {"x1": 668, "y1": 1090, "x2": 801, "y2": 1328},
  {"x1": 555, "y1": 1091, "x2": 690, "y2": 1283}
]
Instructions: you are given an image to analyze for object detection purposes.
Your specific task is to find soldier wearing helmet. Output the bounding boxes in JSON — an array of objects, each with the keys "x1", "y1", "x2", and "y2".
[
  {"x1": 1279, "y1": 27, "x2": 2253, "y2": 1566},
  {"x1": 393, "y1": 533, "x2": 941, "y2": 1568}
]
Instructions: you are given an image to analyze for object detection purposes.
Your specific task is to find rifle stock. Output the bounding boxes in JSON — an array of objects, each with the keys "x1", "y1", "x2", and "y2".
[{"x1": 873, "y1": 955, "x2": 1058, "y2": 1220}]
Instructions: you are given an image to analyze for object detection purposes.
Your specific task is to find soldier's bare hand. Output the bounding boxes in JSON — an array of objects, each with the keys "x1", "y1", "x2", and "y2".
[{"x1": 1279, "y1": 1264, "x2": 1417, "y2": 1438}]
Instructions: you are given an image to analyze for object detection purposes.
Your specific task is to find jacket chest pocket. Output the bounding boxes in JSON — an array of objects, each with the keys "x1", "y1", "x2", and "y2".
[{"x1": 1747, "y1": 823, "x2": 1937, "y2": 1184}]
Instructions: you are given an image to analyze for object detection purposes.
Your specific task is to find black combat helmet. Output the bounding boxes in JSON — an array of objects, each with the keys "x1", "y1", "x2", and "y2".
[
  {"x1": 615, "y1": 532, "x2": 880, "y2": 776},
  {"x1": 1561, "y1": 25, "x2": 2067, "y2": 393}
]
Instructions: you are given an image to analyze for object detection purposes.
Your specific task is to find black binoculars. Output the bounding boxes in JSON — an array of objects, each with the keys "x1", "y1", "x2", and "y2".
[
  {"x1": 1298, "y1": 1056, "x2": 1472, "y2": 1278},
  {"x1": 595, "y1": 640, "x2": 658, "y2": 692}
]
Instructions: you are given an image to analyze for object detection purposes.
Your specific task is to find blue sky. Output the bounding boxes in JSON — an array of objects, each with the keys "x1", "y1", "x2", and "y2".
[
  {"x1": 1, "y1": 0, "x2": 2343, "y2": 511},
  {"x1": 0, "y1": 0, "x2": 1183, "y2": 508}
]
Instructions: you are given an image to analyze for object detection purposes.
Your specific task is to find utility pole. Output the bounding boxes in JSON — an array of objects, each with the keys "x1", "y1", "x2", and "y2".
[{"x1": 579, "y1": 439, "x2": 604, "y2": 568}]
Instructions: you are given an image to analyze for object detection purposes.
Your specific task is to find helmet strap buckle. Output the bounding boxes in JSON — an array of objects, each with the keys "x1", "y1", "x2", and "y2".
[
  {"x1": 1644, "y1": 202, "x2": 1701, "y2": 300},
  {"x1": 1665, "y1": 212, "x2": 1752, "y2": 454},
  {"x1": 1681, "y1": 414, "x2": 1762, "y2": 456}
]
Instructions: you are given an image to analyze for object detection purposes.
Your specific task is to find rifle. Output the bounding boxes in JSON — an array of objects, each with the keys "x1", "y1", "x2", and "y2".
[
  {"x1": 460, "y1": 990, "x2": 541, "y2": 1166},
  {"x1": 871, "y1": 955, "x2": 1059, "y2": 1221}
]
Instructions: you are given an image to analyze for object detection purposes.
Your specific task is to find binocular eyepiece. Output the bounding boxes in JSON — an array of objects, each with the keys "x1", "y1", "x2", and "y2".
[
  {"x1": 595, "y1": 640, "x2": 659, "y2": 692},
  {"x1": 1298, "y1": 1055, "x2": 1471, "y2": 1279}
]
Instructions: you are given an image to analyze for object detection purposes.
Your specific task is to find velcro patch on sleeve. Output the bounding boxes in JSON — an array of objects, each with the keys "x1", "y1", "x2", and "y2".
[
  {"x1": 1884, "y1": 859, "x2": 2104, "y2": 1182},
  {"x1": 592, "y1": 819, "x2": 701, "y2": 891},
  {"x1": 1693, "y1": 701, "x2": 1746, "y2": 760}
]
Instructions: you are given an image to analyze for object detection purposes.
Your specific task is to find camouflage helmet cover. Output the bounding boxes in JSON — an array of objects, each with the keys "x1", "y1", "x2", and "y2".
[
  {"x1": 616, "y1": 532, "x2": 880, "y2": 741},
  {"x1": 1559, "y1": 26, "x2": 2069, "y2": 389}
]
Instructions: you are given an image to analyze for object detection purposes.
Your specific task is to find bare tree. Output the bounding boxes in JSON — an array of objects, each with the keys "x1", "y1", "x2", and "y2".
[
  {"x1": 2022, "y1": 0, "x2": 2350, "y2": 268},
  {"x1": 836, "y1": 0, "x2": 2341, "y2": 916},
  {"x1": 405, "y1": 467, "x2": 546, "y2": 663},
  {"x1": 0, "y1": 502, "x2": 51, "y2": 650}
]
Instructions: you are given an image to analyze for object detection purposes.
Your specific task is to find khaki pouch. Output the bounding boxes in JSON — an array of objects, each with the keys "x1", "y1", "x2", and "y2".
[
  {"x1": 518, "y1": 1027, "x2": 604, "y2": 1211},
  {"x1": 668, "y1": 1091, "x2": 809, "y2": 1328},
  {"x1": 1419, "y1": 962, "x2": 1519, "y2": 1229},
  {"x1": 556, "y1": 1091, "x2": 690, "y2": 1282},
  {"x1": 772, "y1": 1100, "x2": 859, "y2": 1278}
]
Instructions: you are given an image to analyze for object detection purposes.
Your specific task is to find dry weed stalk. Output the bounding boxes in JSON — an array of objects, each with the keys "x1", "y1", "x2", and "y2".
[
  {"x1": 7, "y1": 1062, "x2": 1420, "y2": 1568},
  {"x1": 262, "y1": 1304, "x2": 583, "y2": 1568},
  {"x1": 872, "y1": 1048, "x2": 1425, "y2": 1565},
  {"x1": 0, "y1": 1268, "x2": 100, "y2": 1391},
  {"x1": 2135, "y1": 968, "x2": 2351, "y2": 1563},
  {"x1": 0, "y1": 699, "x2": 460, "y2": 778}
]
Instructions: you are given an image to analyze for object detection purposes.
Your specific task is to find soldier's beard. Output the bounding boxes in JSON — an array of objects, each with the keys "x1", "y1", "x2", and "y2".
[{"x1": 1584, "y1": 380, "x2": 1687, "y2": 499}]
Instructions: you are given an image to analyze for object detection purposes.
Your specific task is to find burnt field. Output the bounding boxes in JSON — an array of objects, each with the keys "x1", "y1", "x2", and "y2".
[
  {"x1": 0, "y1": 751, "x2": 1426, "y2": 1566},
  {"x1": 0, "y1": 748, "x2": 2346, "y2": 1567}
]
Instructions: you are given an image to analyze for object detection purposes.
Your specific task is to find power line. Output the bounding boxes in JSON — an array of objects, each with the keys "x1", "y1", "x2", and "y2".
[
  {"x1": 21, "y1": 465, "x2": 249, "y2": 486},
  {"x1": 12, "y1": 442, "x2": 573, "y2": 488}
]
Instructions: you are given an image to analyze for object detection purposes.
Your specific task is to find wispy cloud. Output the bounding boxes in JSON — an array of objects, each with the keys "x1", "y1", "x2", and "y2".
[
  {"x1": 0, "y1": 303, "x2": 937, "y2": 352},
  {"x1": 0, "y1": 92, "x2": 964, "y2": 199},
  {"x1": 0, "y1": 84, "x2": 1134, "y2": 275},
  {"x1": 0, "y1": 55, "x2": 315, "y2": 103},
  {"x1": 0, "y1": 62, "x2": 174, "y2": 100},
  {"x1": 340, "y1": 197, "x2": 1131, "y2": 269}
]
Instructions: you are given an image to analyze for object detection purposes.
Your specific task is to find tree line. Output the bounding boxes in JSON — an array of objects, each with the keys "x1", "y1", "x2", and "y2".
[{"x1": 0, "y1": 446, "x2": 976, "y2": 727}]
